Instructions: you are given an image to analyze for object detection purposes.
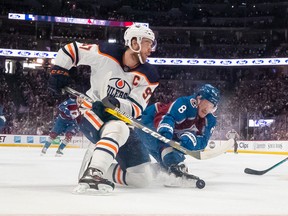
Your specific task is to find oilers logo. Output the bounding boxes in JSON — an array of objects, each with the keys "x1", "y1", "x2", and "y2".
[{"x1": 107, "y1": 78, "x2": 131, "y2": 98}]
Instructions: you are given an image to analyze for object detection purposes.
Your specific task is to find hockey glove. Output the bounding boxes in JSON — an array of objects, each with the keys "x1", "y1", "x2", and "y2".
[
  {"x1": 157, "y1": 123, "x2": 174, "y2": 140},
  {"x1": 180, "y1": 132, "x2": 198, "y2": 151},
  {"x1": 48, "y1": 66, "x2": 71, "y2": 97},
  {"x1": 102, "y1": 96, "x2": 120, "y2": 109},
  {"x1": 92, "y1": 100, "x2": 118, "y2": 122}
]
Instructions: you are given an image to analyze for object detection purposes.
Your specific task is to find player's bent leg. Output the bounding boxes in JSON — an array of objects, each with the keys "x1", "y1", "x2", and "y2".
[
  {"x1": 77, "y1": 120, "x2": 129, "y2": 194},
  {"x1": 89, "y1": 120, "x2": 130, "y2": 173},
  {"x1": 104, "y1": 162, "x2": 153, "y2": 188}
]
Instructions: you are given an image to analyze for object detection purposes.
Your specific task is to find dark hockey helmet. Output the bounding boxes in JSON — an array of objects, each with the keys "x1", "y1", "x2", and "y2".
[{"x1": 197, "y1": 84, "x2": 220, "y2": 107}]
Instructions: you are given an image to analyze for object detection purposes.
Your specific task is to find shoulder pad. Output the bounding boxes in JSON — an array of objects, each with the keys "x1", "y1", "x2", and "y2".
[
  {"x1": 98, "y1": 42, "x2": 126, "y2": 63},
  {"x1": 136, "y1": 63, "x2": 159, "y2": 83}
]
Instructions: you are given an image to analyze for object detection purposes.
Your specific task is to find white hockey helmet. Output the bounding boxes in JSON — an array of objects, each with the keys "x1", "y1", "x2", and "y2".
[{"x1": 124, "y1": 24, "x2": 156, "y2": 53}]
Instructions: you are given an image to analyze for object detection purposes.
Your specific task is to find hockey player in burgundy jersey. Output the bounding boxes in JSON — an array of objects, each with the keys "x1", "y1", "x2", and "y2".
[
  {"x1": 41, "y1": 97, "x2": 80, "y2": 156},
  {"x1": 48, "y1": 24, "x2": 159, "y2": 194},
  {"x1": 138, "y1": 84, "x2": 220, "y2": 185}
]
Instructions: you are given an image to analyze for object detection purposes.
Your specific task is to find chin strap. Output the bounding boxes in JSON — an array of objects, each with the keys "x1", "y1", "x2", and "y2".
[{"x1": 137, "y1": 53, "x2": 144, "y2": 64}]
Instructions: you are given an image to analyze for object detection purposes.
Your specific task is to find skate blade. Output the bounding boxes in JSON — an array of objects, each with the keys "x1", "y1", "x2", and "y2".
[
  {"x1": 55, "y1": 153, "x2": 63, "y2": 157},
  {"x1": 72, "y1": 183, "x2": 113, "y2": 195}
]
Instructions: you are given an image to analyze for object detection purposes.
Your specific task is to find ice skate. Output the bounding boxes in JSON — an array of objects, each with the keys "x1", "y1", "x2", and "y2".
[
  {"x1": 73, "y1": 167, "x2": 114, "y2": 195},
  {"x1": 164, "y1": 163, "x2": 205, "y2": 189},
  {"x1": 40, "y1": 147, "x2": 47, "y2": 156},
  {"x1": 55, "y1": 149, "x2": 64, "y2": 157}
]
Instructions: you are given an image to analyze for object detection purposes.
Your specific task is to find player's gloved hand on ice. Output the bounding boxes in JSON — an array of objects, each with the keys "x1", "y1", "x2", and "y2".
[
  {"x1": 48, "y1": 66, "x2": 71, "y2": 97},
  {"x1": 157, "y1": 123, "x2": 173, "y2": 140},
  {"x1": 180, "y1": 132, "x2": 198, "y2": 150}
]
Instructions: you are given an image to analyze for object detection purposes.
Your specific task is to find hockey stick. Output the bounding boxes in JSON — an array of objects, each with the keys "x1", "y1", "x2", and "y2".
[
  {"x1": 64, "y1": 87, "x2": 231, "y2": 160},
  {"x1": 244, "y1": 157, "x2": 288, "y2": 175}
]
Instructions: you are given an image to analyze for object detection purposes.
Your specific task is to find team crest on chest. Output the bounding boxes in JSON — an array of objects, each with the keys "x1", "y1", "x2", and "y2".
[
  {"x1": 112, "y1": 78, "x2": 129, "y2": 89},
  {"x1": 107, "y1": 78, "x2": 131, "y2": 99}
]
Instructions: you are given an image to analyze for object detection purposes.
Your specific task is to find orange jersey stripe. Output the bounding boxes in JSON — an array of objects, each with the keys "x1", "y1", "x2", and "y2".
[
  {"x1": 132, "y1": 103, "x2": 141, "y2": 118},
  {"x1": 85, "y1": 110, "x2": 102, "y2": 128},
  {"x1": 116, "y1": 166, "x2": 123, "y2": 185},
  {"x1": 97, "y1": 141, "x2": 118, "y2": 155},
  {"x1": 67, "y1": 43, "x2": 76, "y2": 63},
  {"x1": 82, "y1": 100, "x2": 92, "y2": 109}
]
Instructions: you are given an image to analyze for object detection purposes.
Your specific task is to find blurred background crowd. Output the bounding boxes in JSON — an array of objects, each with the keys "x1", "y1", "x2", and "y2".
[{"x1": 0, "y1": 0, "x2": 288, "y2": 140}]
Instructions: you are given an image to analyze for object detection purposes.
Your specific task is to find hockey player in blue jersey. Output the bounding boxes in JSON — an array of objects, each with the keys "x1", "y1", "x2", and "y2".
[
  {"x1": 139, "y1": 84, "x2": 220, "y2": 182},
  {"x1": 41, "y1": 97, "x2": 80, "y2": 156}
]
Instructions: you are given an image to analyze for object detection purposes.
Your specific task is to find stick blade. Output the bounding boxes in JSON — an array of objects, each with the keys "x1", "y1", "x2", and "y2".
[{"x1": 244, "y1": 168, "x2": 266, "y2": 175}]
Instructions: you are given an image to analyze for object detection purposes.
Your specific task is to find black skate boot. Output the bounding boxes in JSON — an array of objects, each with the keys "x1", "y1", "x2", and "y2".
[
  {"x1": 73, "y1": 167, "x2": 115, "y2": 195},
  {"x1": 166, "y1": 163, "x2": 205, "y2": 189}
]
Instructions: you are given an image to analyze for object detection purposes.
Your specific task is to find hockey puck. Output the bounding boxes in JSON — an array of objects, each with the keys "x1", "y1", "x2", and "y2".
[{"x1": 196, "y1": 179, "x2": 205, "y2": 189}]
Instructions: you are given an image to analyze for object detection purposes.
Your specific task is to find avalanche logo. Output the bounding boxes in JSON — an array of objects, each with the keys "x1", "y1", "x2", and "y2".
[
  {"x1": 204, "y1": 60, "x2": 216, "y2": 65},
  {"x1": 236, "y1": 60, "x2": 248, "y2": 65}
]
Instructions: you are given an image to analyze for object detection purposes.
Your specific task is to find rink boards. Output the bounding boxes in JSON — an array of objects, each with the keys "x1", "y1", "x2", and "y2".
[{"x1": 0, "y1": 134, "x2": 288, "y2": 155}]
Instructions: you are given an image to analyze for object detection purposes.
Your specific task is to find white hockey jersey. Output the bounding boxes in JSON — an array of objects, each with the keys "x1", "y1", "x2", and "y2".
[{"x1": 54, "y1": 41, "x2": 159, "y2": 118}]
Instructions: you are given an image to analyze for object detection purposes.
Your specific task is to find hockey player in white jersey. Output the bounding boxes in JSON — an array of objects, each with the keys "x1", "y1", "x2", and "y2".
[{"x1": 48, "y1": 24, "x2": 159, "y2": 194}]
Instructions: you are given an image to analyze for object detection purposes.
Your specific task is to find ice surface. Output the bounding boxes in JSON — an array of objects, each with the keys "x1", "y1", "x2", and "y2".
[{"x1": 0, "y1": 147, "x2": 287, "y2": 215}]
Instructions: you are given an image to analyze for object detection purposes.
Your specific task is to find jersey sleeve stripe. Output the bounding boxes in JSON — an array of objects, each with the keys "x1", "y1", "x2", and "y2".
[
  {"x1": 132, "y1": 103, "x2": 141, "y2": 118},
  {"x1": 82, "y1": 100, "x2": 92, "y2": 109},
  {"x1": 67, "y1": 43, "x2": 76, "y2": 64},
  {"x1": 127, "y1": 96, "x2": 143, "y2": 112},
  {"x1": 84, "y1": 110, "x2": 103, "y2": 130},
  {"x1": 61, "y1": 47, "x2": 74, "y2": 64},
  {"x1": 132, "y1": 71, "x2": 159, "y2": 85},
  {"x1": 73, "y1": 41, "x2": 79, "y2": 65}
]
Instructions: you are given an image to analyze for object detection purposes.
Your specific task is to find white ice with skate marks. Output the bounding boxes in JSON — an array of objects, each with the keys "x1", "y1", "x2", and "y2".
[{"x1": 0, "y1": 147, "x2": 288, "y2": 215}]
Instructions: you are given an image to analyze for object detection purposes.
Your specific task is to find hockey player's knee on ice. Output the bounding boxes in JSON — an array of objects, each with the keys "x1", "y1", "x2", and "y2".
[
  {"x1": 125, "y1": 163, "x2": 153, "y2": 188},
  {"x1": 105, "y1": 163, "x2": 153, "y2": 188}
]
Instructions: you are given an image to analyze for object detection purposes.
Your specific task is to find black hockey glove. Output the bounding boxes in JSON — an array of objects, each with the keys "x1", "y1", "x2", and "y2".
[
  {"x1": 102, "y1": 96, "x2": 120, "y2": 109},
  {"x1": 92, "y1": 97, "x2": 120, "y2": 122},
  {"x1": 48, "y1": 66, "x2": 71, "y2": 97}
]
